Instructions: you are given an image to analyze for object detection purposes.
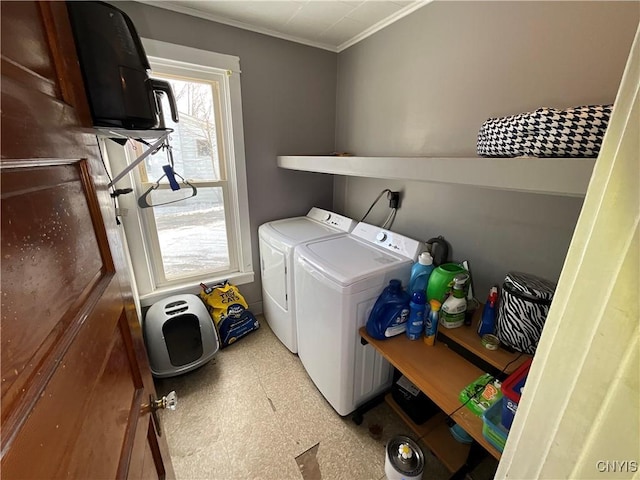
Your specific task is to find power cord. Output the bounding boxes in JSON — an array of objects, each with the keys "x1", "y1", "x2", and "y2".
[
  {"x1": 381, "y1": 208, "x2": 396, "y2": 230},
  {"x1": 95, "y1": 135, "x2": 122, "y2": 225},
  {"x1": 361, "y1": 189, "x2": 400, "y2": 230},
  {"x1": 360, "y1": 189, "x2": 390, "y2": 222},
  {"x1": 96, "y1": 135, "x2": 114, "y2": 186}
]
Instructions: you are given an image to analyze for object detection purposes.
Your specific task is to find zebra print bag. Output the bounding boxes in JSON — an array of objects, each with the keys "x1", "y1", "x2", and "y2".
[{"x1": 496, "y1": 272, "x2": 556, "y2": 354}]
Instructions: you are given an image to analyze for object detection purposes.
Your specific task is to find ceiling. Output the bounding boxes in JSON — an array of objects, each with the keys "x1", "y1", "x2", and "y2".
[{"x1": 138, "y1": 1, "x2": 431, "y2": 52}]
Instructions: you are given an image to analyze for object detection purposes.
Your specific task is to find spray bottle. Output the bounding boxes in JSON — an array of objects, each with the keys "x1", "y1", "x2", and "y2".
[
  {"x1": 440, "y1": 274, "x2": 469, "y2": 329},
  {"x1": 477, "y1": 286, "x2": 499, "y2": 337}
]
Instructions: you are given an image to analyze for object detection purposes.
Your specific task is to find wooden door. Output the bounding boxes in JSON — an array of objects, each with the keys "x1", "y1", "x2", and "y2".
[{"x1": 0, "y1": 2, "x2": 175, "y2": 478}]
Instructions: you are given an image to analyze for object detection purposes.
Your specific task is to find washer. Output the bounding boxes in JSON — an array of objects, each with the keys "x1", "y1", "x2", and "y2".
[
  {"x1": 258, "y1": 207, "x2": 356, "y2": 353},
  {"x1": 294, "y1": 222, "x2": 421, "y2": 416}
]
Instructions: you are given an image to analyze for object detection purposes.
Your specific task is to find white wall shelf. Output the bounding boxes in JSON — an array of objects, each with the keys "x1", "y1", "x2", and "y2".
[{"x1": 277, "y1": 155, "x2": 597, "y2": 197}]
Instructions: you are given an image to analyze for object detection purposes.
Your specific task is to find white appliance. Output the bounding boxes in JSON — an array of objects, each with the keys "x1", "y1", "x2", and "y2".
[
  {"x1": 258, "y1": 207, "x2": 356, "y2": 353},
  {"x1": 294, "y1": 222, "x2": 421, "y2": 416}
]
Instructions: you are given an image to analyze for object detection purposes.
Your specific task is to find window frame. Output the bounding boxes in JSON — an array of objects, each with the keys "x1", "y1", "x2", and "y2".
[
  {"x1": 106, "y1": 39, "x2": 253, "y2": 307},
  {"x1": 131, "y1": 67, "x2": 235, "y2": 286}
]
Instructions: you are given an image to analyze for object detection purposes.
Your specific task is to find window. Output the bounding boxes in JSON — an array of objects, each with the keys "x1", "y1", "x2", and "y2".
[
  {"x1": 196, "y1": 139, "x2": 212, "y2": 158},
  {"x1": 106, "y1": 40, "x2": 253, "y2": 305}
]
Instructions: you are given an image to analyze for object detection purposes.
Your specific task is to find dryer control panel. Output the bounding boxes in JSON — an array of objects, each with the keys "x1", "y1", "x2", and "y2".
[
  {"x1": 307, "y1": 207, "x2": 356, "y2": 232},
  {"x1": 352, "y1": 222, "x2": 421, "y2": 260}
]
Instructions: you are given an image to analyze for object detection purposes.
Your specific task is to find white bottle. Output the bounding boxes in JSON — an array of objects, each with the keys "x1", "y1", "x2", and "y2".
[{"x1": 440, "y1": 274, "x2": 468, "y2": 329}]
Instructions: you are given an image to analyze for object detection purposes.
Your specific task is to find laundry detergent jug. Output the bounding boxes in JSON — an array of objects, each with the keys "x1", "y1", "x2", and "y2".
[
  {"x1": 426, "y1": 263, "x2": 468, "y2": 303},
  {"x1": 408, "y1": 252, "x2": 434, "y2": 295},
  {"x1": 366, "y1": 280, "x2": 410, "y2": 340}
]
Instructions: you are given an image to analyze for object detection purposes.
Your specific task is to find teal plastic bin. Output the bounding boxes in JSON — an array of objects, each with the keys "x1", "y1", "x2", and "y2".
[{"x1": 481, "y1": 400, "x2": 509, "y2": 452}]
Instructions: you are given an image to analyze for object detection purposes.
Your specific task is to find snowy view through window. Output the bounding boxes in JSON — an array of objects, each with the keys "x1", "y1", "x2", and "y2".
[{"x1": 137, "y1": 75, "x2": 230, "y2": 281}]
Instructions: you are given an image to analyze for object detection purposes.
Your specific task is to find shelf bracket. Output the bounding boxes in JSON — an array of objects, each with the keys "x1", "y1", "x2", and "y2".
[{"x1": 107, "y1": 131, "x2": 171, "y2": 188}]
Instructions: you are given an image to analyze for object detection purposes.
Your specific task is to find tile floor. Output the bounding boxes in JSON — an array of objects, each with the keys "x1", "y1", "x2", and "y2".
[{"x1": 154, "y1": 316, "x2": 492, "y2": 480}]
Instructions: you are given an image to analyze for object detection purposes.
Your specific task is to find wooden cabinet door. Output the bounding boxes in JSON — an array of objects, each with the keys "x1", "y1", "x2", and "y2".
[{"x1": 0, "y1": 2, "x2": 175, "y2": 478}]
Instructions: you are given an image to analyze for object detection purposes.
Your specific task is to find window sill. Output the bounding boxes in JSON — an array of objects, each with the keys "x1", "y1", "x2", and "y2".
[{"x1": 138, "y1": 271, "x2": 255, "y2": 307}]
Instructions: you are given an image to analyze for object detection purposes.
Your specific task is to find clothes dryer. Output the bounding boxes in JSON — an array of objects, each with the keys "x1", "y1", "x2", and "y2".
[
  {"x1": 294, "y1": 222, "x2": 421, "y2": 416},
  {"x1": 258, "y1": 207, "x2": 356, "y2": 353}
]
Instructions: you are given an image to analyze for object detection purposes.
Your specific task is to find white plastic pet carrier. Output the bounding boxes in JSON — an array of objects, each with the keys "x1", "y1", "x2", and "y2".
[{"x1": 144, "y1": 294, "x2": 219, "y2": 378}]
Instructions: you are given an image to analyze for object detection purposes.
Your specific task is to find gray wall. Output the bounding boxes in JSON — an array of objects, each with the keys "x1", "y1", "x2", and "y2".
[
  {"x1": 334, "y1": 1, "x2": 639, "y2": 296},
  {"x1": 115, "y1": 2, "x2": 338, "y2": 305}
]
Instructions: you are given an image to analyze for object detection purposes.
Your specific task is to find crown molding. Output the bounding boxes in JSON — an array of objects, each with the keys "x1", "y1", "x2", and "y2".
[
  {"x1": 135, "y1": 0, "x2": 433, "y2": 53},
  {"x1": 136, "y1": 1, "x2": 338, "y2": 52},
  {"x1": 337, "y1": 0, "x2": 433, "y2": 52}
]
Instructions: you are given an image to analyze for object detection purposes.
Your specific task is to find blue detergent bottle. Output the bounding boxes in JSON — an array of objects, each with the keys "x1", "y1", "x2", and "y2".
[
  {"x1": 409, "y1": 252, "x2": 435, "y2": 295},
  {"x1": 406, "y1": 291, "x2": 427, "y2": 340},
  {"x1": 366, "y1": 279, "x2": 411, "y2": 340}
]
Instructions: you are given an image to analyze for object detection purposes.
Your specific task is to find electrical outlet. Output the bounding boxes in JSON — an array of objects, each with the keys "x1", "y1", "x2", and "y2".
[{"x1": 388, "y1": 191, "x2": 400, "y2": 209}]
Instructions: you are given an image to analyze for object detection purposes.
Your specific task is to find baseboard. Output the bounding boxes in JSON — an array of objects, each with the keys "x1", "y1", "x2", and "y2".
[{"x1": 248, "y1": 300, "x2": 263, "y2": 316}]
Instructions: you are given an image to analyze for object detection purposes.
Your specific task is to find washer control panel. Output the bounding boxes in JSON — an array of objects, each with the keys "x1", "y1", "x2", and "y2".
[
  {"x1": 307, "y1": 207, "x2": 357, "y2": 232},
  {"x1": 352, "y1": 222, "x2": 421, "y2": 259}
]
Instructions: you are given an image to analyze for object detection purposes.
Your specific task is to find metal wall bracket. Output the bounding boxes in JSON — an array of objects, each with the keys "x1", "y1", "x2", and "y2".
[{"x1": 94, "y1": 127, "x2": 173, "y2": 188}]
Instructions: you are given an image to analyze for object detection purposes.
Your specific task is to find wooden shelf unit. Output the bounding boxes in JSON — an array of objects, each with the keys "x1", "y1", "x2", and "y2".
[
  {"x1": 360, "y1": 321, "x2": 525, "y2": 463},
  {"x1": 385, "y1": 394, "x2": 470, "y2": 472},
  {"x1": 437, "y1": 307, "x2": 531, "y2": 376}
]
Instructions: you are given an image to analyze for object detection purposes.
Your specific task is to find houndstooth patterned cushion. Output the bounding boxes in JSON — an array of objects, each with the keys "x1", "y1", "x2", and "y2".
[{"x1": 477, "y1": 104, "x2": 612, "y2": 158}]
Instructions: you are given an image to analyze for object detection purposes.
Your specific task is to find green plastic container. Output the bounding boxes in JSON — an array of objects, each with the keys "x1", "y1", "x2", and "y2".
[
  {"x1": 459, "y1": 373, "x2": 503, "y2": 416},
  {"x1": 426, "y1": 263, "x2": 468, "y2": 303}
]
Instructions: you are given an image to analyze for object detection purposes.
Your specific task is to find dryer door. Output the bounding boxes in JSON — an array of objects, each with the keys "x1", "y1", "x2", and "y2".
[{"x1": 260, "y1": 239, "x2": 288, "y2": 310}]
